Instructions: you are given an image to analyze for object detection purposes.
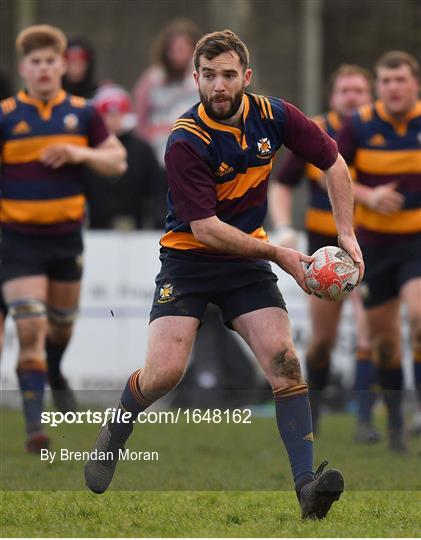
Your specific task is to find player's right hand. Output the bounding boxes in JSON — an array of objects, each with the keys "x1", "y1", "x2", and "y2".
[
  {"x1": 367, "y1": 182, "x2": 404, "y2": 215},
  {"x1": 274, "y1": 246, "x2": 314, "y2": 294}
]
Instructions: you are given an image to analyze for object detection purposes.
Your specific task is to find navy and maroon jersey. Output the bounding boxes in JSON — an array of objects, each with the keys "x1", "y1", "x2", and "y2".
[
  {"x1": 275, "y1": 110, "x2": 350, "y2": 237},
  {"x1": 338, "y1": 100, "x2": 421, "y2": 244},
  {"x1": 161, "y1": 93, "x2": 338, "y2": 258},
  {"x1": 0, "y1": 90, "x2": 108, "y2": 235}
]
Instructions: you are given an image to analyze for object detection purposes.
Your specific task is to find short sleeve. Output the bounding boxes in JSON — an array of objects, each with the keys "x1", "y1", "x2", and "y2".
[
  {"x1": 87, "y1": 106, "x2": 109, "y2": 147},
  {"x1": 337, "y1": 116, "x2": 358, "y2": 165},
  {"x1": 165, "y1": 140, "x2": 216, "y2": 222},
  {"x1": 281, "y1": 101, "x2": 338, "y2": 170}
]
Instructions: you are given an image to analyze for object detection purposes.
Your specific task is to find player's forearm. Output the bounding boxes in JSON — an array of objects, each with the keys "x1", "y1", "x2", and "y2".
[
  {"x1": 325, "y1": 154, "x2": 355, "y2": 236},
  {"x1": 268, "y1": 183, "x2": 293, "y2": 227},
  {"x1": 82, "y1": 146, "x2": 127, "y2": 176},
  {"x1": 191, "y1": 216, "x2": 279, "y2": 261}
]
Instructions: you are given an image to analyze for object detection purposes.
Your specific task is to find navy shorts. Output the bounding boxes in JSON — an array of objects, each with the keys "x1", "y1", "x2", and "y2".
[
  {"x1": 0, "y1": 229, "x2": 84, "y2": 284},
  {"x1": 150, "y1": 249, "x2": 287, "y2": 329},
  {"x1": 307, "y1": 232, "x2": 338, "y2": 256},
  {"x1": 360, "y1": 234, "x2": 421, "y2": 308}
]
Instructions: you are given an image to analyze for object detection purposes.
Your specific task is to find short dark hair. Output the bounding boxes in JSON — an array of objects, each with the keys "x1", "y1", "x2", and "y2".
[
  {"x1": 329, "y1": 64, "x2": 374, "y2": 95},
  {"x1": 375, "y1": 51, "x2": 419, "y2": 79},
  {"x1": 16, "y1": 24, "x2": 67, "y2": 56},
  {"x1": 193, "y1": 29, "x2": 250, "y2": 72}
]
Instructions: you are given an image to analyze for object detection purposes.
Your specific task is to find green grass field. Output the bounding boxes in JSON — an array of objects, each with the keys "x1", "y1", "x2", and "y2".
[{"x1": 1, "y1": 408, "x2": 420, "y2": 537}]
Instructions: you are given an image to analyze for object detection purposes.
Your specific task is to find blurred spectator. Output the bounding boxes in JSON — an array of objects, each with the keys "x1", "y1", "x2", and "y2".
[
  {"x1": 0, "y1": 72, "x2": 12, "y2": 100},
  {"x1": 132, "y1": 18, "x2": 200, "y2": 166},
  {"x1": 62, "y1": 37, "x2": 98, "y2": 98},
  {"x1": 85, "y1": 84, "x2": 162, "y2": 230}
]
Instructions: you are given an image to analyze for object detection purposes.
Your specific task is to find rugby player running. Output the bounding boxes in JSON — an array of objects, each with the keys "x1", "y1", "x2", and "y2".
[{"x1": 85, "y1": 30, "x2": 364, "y2": 519}]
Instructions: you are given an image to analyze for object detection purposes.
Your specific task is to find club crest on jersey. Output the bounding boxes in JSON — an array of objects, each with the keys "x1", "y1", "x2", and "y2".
[
  {"x1": 63, "y1": 113, "x2": 79, "y2": 131},
  {"x1": 157, "y1": 283, "x2": 175, "y2": 304},
  {"x1": 257, "y1": 137, "x2": 273, "y2": 159}
]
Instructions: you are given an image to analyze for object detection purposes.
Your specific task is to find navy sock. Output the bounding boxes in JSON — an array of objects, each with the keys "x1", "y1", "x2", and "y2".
[
  {"x1": 46, "y1": 338, "x2": 67, "y2": 383},
  {"x1": 306, "y1": 360, "x2": 329, "y2": 432},
  {"x1": 17, "y1": 364, "x2": 46, "y2": 436},
  {"x1": 378, "y1": 366, "x2": 403, "y2": 432},
  {"x1": 274, "y1": 384, "x2": 314, "y2": 493},
  {"x1": 354, "y1": 351, "x2": 377, "y2": 424},
  {"x1": 111, "y1": 369, "x2": 152, "y2": 440},
  {"x1": 414, "y1": 351, "x2": 421, "y2": 404}
]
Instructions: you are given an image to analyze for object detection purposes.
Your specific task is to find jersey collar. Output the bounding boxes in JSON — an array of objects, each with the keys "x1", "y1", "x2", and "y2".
[
  {"x1": 17, "y1": 89, "x2": 67, "y2": 121},
  {"x1": 326, "y1": 110, "x2": 341, "y2": 131},
  {"x1": 198, "y1": 94, "x2": 250, "y2": 149},
  {"x1": 375, "y1": 99, "x2": 421, "y2": 136}
]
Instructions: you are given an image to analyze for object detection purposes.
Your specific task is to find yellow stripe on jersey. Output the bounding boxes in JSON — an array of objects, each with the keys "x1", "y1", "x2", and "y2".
[
  {"x1": 0, "y1": 195, "x2": 85, "y2": 224},
  {"x1": 358, "y1": 105, "x2": 373, "y2": 123},
  {"x1": 355, "y1": 149, "x2": 421, "y2": 175},
  {"x1": 70, "y1": 95, "x2": 86, "y2": 108},
  {"x1": 1, "y1": 97, "x2": 16, "y2": 115},
  {"x1": 161, "y1": 227, "x2": 268, "y2": 251},
  {"x1": 355, "y1": 206, "x2": 421, "y2": 234},
  {"x1": 252, "y1": 94, "x2": 273, "y2": 119},
  {"x1": 305, "y1": 208, "x2": 338, "y2": 236},
  {"x1": 172, "y1": 125, "x2": 211, "y2": 145},
  {"x1": 215, "y1": 163, "x2": 272, "y2": 201},
  {"x1": 305, "y1": 163, "x2": 323, "y2": 182},
  {"x1": 3, "y1": 134, "x2": 88, "y2": 164},
  {"x1": 173, "y1": 119, "x2": 212, "y2": 143}
]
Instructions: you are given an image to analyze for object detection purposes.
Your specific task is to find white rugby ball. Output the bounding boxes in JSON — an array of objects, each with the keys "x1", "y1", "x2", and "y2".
[{"x1": 305, "y1": 246, "x2": 359, "y2": 302}]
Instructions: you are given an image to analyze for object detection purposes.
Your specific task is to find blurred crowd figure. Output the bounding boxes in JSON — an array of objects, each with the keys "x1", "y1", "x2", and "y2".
[
  {"x1": 85, "y1": 84, "x2": 162, "y2": 229},
  {"x1": 62, "y1": 38, "x2": 98, "y2": 99},
  {"x1": 132, "y1": 18, "x2": 200, "y2": 166}
]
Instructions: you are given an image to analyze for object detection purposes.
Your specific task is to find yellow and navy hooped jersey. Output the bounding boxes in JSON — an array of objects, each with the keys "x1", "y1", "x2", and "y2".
[
  {"x1": 0, "y1": 90, "x2": 108, "y2": 234},
  {"x1": 161, "y1": 93, "x2": 338, "y2": 257},
  {"x1": 276, "y1": 110, "x2": 357, "y2": 237},
  {"x1": 338, "y1": 100, "x2": 421, "y2": 243}
]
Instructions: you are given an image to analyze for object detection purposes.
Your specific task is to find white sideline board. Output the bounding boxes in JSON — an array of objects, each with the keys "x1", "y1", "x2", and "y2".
[{"x1": 0, "y1": 231, "x2": 413, "y2": 389}]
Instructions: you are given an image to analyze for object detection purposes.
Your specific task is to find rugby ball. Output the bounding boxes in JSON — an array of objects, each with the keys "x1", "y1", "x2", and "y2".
[{"x1": 305, "y1": 246, "x2": 359, "y2": 302}]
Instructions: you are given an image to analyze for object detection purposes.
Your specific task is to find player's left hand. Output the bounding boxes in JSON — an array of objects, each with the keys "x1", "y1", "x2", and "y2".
[
  {"x1": 338, "y1": 232, "x2": 365, "y2": 283},
  {"x1": 41, "y1": 144, "x2": 86, "y2": 168}
]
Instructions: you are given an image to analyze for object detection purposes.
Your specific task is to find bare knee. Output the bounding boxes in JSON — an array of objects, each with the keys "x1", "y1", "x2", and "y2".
[
  {"x1": 270, "y1": 345, "x2": 303, "y2": 384},
  {"x1": 17, "y1": 318, "x2": 47, "y2": 349}
]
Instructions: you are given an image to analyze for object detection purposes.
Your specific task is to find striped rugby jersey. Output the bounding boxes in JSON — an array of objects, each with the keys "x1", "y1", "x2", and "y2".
[
  {"x1": 338, "y1": 100, "x2": 421, "y2": 244},
  {"x1": 275, "y1": 110, "x2": 351, "y2": 237},
  {"x1": 0, "y1": 89, "x2": 108, "y2": 235},
  {"x1": 161, "y1": 93, "x2": 338, "y2": 258}
]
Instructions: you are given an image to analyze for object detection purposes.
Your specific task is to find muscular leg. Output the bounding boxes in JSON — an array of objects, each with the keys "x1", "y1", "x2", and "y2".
[
  {"x1": 351, "y1": 290, "x2": 379, "y2": 442},
  {"x1": 3, "y1": 276, "x2": 49, "y2": 449},
  {"x1": 366, "y1": 298, "x2": 405, "y2": 450},
  {"x1": 84, "y1": 316, "x2": 200, "y2": 493},
  {"x1": 232, "y1": 307, "x2": 313, "y2": 493},
  {"x1": 46, "y1": 280, "x2": 81, "y2": 411},
  {"x1": 306, "y1": 296, "x2": 342, "y2": 432}
]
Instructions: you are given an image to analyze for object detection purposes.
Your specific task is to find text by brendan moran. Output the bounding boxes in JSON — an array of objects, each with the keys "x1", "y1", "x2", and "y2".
[{"x1": 40, "y1": 448, "x2": 159, "y2": 464}]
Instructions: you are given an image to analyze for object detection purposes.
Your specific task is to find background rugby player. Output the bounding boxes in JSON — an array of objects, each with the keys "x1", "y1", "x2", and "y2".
[
  {"x1": 0, "y1": 25, "x2": 127, "y2": 452},
  {"x1": 269, "y1": 65, "x2": 378, "y2": 443},
  {"x1": 338, "y1": 51, "x2": 421, "y2": 451}
]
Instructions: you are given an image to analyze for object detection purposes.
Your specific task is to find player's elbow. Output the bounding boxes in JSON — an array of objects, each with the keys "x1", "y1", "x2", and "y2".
[{"x1": 190, "y1": 217, "x2": 218, "y2": 245}]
